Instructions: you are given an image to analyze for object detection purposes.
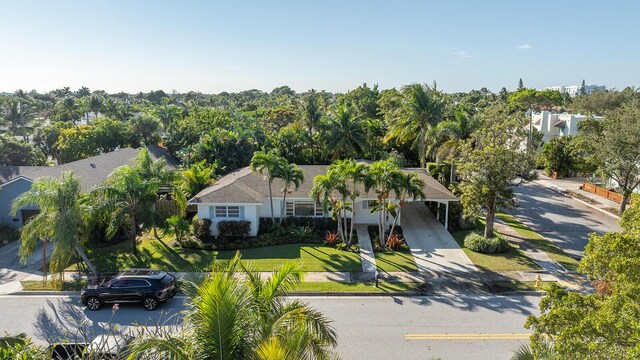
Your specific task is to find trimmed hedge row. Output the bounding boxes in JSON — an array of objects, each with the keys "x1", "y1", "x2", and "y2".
[{"x1": 463, "y1": 233, "x2": 510, "y2": 254}]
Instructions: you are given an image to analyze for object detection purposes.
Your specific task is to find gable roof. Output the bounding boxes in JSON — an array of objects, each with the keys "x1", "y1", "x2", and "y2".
[
  {"x1": 0, "y1": 145, "x2": 179, "y2": 192},
  {"x1": 189, "y1": 165, "x2": 457, "y2": 204}
]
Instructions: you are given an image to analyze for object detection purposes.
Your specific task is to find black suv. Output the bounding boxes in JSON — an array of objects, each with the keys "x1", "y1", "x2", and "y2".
[{"x1": 81, "y1": 269, "x2": 178, "y2": 311}]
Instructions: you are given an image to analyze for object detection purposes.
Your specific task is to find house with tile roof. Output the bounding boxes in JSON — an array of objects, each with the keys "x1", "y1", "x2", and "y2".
[
  {"x1": 188, "y1": 165, "x2": 458, "y2": 237},
  {"x1": 0, "y1": 145, "x2": 179, "y2": 228}
]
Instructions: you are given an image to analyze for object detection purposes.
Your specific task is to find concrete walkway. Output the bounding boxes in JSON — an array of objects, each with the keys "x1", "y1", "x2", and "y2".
[
  {"x1": 401, "y1": 202, "x2": 477, "y2": 274},
  {"x1": 0, "y1": 240, "x2": 53, "y2": 294},
  {"x1": 355, "y1": 225, "x2": 376, "y2": 274}
]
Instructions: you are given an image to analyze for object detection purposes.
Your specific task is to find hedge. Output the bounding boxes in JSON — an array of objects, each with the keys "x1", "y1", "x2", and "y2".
[{"x1": 463, "y1": 233, "x2": 510, "y2": 254}]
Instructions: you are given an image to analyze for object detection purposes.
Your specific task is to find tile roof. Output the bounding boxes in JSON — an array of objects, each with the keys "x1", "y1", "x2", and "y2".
[
  {"x1": 189, "y1": 165, "x2": 458, "y2": 204},
  {"x1": 0, "y1": 145, "x2": 179, "y2": 192}
]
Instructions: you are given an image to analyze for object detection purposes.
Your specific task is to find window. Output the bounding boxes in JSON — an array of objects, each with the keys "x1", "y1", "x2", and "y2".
[
  {"x1": 362, "y1": 200, "x2": 377, "y2": 209},
  {"x1": 128, "y1": 280, "x2": 151, "y2": 287},
  {"x1": 285, "y1": 201, "x2": 326, "y2": 217},
  {"x1": 212, "y1": 206, "x2": 244, "y2": 218}
]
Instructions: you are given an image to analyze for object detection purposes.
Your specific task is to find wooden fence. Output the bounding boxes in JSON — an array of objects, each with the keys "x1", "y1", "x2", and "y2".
[{"x1": 582, "y1": 182, "x2": 623, "y2": 203}]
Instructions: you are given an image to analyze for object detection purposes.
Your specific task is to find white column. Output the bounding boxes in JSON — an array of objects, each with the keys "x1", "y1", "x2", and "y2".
[
  {"x1": 436, "y1": 201, "x2": 440, "y2": 221},
  {"x1": 444, "y1": 202, "x2": 449, "y2": 230}
]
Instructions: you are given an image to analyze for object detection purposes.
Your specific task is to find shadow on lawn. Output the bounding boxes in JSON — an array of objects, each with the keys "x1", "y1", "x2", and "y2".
[
  {"x1": 375, "y1": 251, "x2": 417, "y2": 272},
  {"x1": 300, "y1": 246, "x2": 362, "y2": 272}
]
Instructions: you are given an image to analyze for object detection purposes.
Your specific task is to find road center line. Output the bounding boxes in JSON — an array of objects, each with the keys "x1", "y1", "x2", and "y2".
[{"x1": 405, "y1": 333, "x2": 531, "y2": 341}]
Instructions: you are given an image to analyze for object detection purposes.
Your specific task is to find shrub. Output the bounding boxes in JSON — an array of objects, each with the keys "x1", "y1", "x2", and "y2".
[
  {"x1": 217, "y1": 220, "x2": 251, "y2": 239},
  {"x1": 193, "y1": 219, "x2": 213, "y2": 243},
  {"x1": 290, "y1": 226, "x2": 314, "y2": 242},
  {"x1": 386, "y1": 234, "x2": 404, "y2": 250},
  {"x1": 463, "y1": 233, "x2": 510, "y2": 254},
  {"x1": 325, "y1": 231, "x2": 340, "y2": 246},
  {"x1": 258, "y1": 217, "x2": 338, "y2": 235}
]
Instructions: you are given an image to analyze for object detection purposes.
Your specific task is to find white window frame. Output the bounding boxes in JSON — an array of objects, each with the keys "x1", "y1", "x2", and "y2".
[
  {"x1": 212, "y1": 205, "x2": 244, "y2": 219},
  {"x1": 285, "y1": 201, "x2": 326, "y2": 217},
  {"x1": 362, "y1": 200, "x2": 377, "y2": 209}
]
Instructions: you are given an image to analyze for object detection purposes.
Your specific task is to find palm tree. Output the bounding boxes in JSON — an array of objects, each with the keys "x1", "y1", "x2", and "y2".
[
  {"x1": 251, "y1": 150, "x2": 285, "y2": 224},
  {"x1": 127, "y1": 254, "x2": 338, "y2": 359},
  {"x1": 278, "y1": 162, "x2": 304, "y2": 225},
  {"x1": 300, "y1": 90, "x2": 322, "y2": 164},
  {"x1": 10, "y1": 172, "x2": 99, "y2": 279},
  {"x1": 434, "y1": 108, "x2": 479, "y2": 184},
  {"x1": 329, "y1": 159, "x2": 368, "y2": 246},
  {"x1": 178, "y1": 160, "x2": 217, "y2": 198},
  {"x1": 3, "y1": 99, "x2": 34, "y2": 142},
  {"x1": 86, "y1": 95, "x2": 103, "y2": 120},
  {"x1": 387, "y1": 172, "x2": 425, "y2": 242},
  {"x1": 365, "y1": 159, "x2": 402, "y2": 247},
  {"x1": 326, "y1": 105, "x2": 368, "y2": 160},
  {"x1": 91, "y1": 166, "x2": 159, "y2": 253},
  {"x1": 311, "y1": 173, "x2": 345, "y2": 240},
  {"x1": 385, "y1": 83, "x2": 445, "y2": 168}
]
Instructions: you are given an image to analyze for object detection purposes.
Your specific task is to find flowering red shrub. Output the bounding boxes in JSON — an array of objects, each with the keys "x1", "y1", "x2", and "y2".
[{"x1": 325, "y1": 231, "x2": 340, "y2": 246}]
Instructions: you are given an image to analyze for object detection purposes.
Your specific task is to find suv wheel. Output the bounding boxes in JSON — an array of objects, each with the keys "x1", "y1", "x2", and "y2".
[
  {"x1": 86, "y1": 296, "x2": 102, "y2": 311},
  {"x1": 143, "y1": 296, "x2": 158, "y2": 311}
]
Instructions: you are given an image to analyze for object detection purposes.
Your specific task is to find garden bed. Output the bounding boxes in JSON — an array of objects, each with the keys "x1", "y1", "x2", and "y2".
[{"x1": 367, "y1": 225, "x2": 418, "y2": 273}]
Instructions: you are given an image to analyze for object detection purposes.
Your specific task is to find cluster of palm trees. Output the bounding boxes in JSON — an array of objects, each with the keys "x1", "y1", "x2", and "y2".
[
  {"x1": 250, "y1": 150, "x2": 304, "y2": 226},
  {"x1": 312, "y1": 158, "x2": 425, "y2": 248}
]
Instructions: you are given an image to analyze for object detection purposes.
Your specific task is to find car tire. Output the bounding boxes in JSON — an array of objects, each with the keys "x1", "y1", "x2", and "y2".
[
  {"x1": 143, "y1": 296, "x2": 158, "y2": 311},
  {"x1": 86, "y1": 296, "x2": 102, "y2": 311}
]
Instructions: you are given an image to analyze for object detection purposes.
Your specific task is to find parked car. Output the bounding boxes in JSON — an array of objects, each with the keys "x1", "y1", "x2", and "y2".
[{"x1": 81, "y1": 269, "x2": 178, "y2": 311}]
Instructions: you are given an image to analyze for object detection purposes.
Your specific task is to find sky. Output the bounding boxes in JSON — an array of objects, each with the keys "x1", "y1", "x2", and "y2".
[{"x1": 0, "y1": 0, "x2": 638, "y2": 94}]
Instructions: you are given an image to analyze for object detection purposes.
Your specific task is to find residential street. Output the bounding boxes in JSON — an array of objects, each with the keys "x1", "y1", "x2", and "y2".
[
  {"x1": 0, "y1": 293, "x2": 540, "y2": 360},
  {"x1": 512, "y1": 180, "x2": 621, "y2": 258},
  {"x1": 0, "y1": 241, "x2": 52, "y2": 294}
]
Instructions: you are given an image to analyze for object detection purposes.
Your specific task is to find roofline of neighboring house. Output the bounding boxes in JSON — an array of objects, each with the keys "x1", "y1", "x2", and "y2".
[{"x1": 0, "y1": 176, "x2": 33, "y2": 189}]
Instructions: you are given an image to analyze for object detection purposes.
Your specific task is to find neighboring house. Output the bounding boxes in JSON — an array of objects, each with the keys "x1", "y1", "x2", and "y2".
[
  {"x1": 188, "y1": 165, "x2": 458, "y2": 237},
  {"x1": 532, "y1": 110, "x2": 604, "y2": 143},
  {"x1": 544, "y1": 84, "x2": 606, "y2": 97},
  {"x1": 0, "y1": 145, "x2": 179, "y2": 228}
]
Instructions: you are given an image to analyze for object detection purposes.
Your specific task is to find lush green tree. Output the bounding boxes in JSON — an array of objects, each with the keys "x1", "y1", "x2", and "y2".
[
  {"x1": 325, "y1": 105, "x2": 368, "y2": 160},
  {"x1": 271, "y1": 123, "x2": 313, "y2": 164},
  {"x1": 166, "y1": 214, "x2": 190, "y2": 244},
  {"x1": 571, "y1": 87, "x2": 638, "y2": 116},
  {"x1": 85, "y1": 94, "x2": 103, "y2": 117},
  {"x1": 387, "y1": 172, "x2": 425, "y2": 241},
  {"x1": 507, "y1": 89, "x2": 563, "y2": 114},
  {"x1": 54, "y1": 97, "x2": 82, "y2": 122},
  {"x1": 525, "y1": 200, "x2": 640, "y2": 359},
  {"x1": 178, "y1": 160, "x2": 217, "y2": 198},
  {"x1": 55, "y1": 125, "x2": 99, "y2": 163},
  {"x1": 311, "y1": 172, "x2": 348, "y2": 241},
  {"x1": 154, "y1": 97, "x2": 185, "y2": 130},
  {"x1": 0, "y1": 135, "x2": 46, "y2": 166},
  {"x1": 518, "y1": 78, "x2": 524, "y2": 90},
  {"x1": 592, "y1": 101, "x2": 640, "y2": 213},
  {"x1": 580, "y1": 79, "x2": 587, "y2": 95},
  {"x1": 300, "y1": 89, "x2": 323, "y2": 164},
  {"x1": 337, "y1": 83, "x2": 381, "y2": 119},
  {"x1": 251, "y1": 150, "x2": 286, "y2": 224},
  {"x1": 539, "y1": 136, "x2": 579, "y2": 177},
  {"x1": 458, "y1": 104, "x2": 534, "y2": 238},
  {"x1": 329, "y1": 159, "x2": 368, "y2": 245},
  {"x1": 33, "y1": 121, "x2": 73, "y2": 164},
  {"x1": 385, "y1": 83, "x2": 445, "y2": 168},
  {"x1": 434, "y1": 106, "x2": 480, "y2": 183},
  {"x1": 91, "y1": 165, "x2": 159, "y2": 253},
  {"x1": 3, "y1": 99, "x2": 34, "y2": 141},
  {"x1": 189, "y1": 128, "x2": 258, "y2": 172},
  {"x1": 129, "y1": 114, "x2": 162, "y2": 146},
  {"x1": 277, "y1": 162, "x2": 304, "y2": 225},
  {"x1": 127, "y1": 254, "x2": 337, "y2": 359},
  {"x1": 10, "y1": 172, "x2": 98, "y2": 279},
  {"x1": 91, "y1": 117, "x2": 131, "y2": 152}
]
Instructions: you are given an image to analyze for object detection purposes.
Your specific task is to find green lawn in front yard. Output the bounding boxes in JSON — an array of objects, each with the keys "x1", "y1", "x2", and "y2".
[
  {"x1": 497, "y1": 213, "x2": 580, "y2": 272},
  {"x1": 374, "y1": 250, "x2": 418, "y2": 273},
  {"x1": 451, "y1": 227, "x2": 542, "y2": 273},
  {"x1": 292, "y1": 281, "x2": 423, "y2": 293},
  {"x1": 74, "y1": 236, "x2": 362, "y2": 273}
]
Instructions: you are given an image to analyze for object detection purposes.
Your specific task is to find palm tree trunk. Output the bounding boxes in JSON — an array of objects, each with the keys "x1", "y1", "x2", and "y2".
[
  {"x1": 42, "y1": 237, "x2": 47, "y2": 284},
  {"x1": 268, "y1": 179, "x2": 275, "y2": 224},
  {"x1": 387, "y1": 206, "x2": 401, "y2": 243},
  {"x1": 279, "y1": 190, "x2": 288, "y2": 226},
  {"x1": 131, "y1": 218, "x2": 137, "y2": 253},
  {"x1": 419, "y1": 128, "x2": 426, "y2": 168},
  {"x1": 348, "y1": 197, "x2": 356, "y2": 246},
  {"x1": 74, "y1": 242, "x2": 99, "y2": 279}
]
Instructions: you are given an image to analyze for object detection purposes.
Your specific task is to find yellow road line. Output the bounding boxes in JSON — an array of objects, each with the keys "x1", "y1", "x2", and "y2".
[{"x1": 405, "y1": 333, "x2": 531, "y2": 341}]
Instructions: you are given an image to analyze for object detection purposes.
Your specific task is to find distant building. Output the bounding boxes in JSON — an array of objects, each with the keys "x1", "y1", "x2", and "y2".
[
  {"x1": 532, "y1": 111, "x2": 604, "y2": 143},
  {"x1": 544, "y1": 84, "x2": 606, "y2": 97}
]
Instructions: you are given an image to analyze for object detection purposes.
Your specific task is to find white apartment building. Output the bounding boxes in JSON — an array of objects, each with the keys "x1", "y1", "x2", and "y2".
[
  {"x1": 544, "y1": 84, "x2": 606, "y2": 97},
  {"x1": 532, "y1": 111, "x2": 604, "y2": 143}
]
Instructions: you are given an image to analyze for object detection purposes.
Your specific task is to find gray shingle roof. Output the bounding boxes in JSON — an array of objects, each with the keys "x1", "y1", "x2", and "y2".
[
  {"x1": 0, "y1": 145, "x2": 179, "y2": 192},
  {"x1": 189, "y1": 165, "x2": 457, "y2": 204}
]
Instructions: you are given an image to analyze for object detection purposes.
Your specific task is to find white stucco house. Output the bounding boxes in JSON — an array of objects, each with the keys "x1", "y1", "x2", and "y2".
[
  {"x1": 188, "y1": 165, "x2": 458, "y2": 237},
  {"x1": 544, "y1": 84, "x2": 606, "y2": 97},
  {"x1": 532, "y1": 111, "x2": 604, "y2": 143}
]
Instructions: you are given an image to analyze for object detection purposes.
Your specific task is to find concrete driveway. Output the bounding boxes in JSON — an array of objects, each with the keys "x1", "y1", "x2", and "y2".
[
  {"x1": 512, "y1": 180, "x2": 621, "y2": 258},
  {"x1": 0, "y1": 240, "x2": 50, "y2": 294},
  {"x1": 401, "y1": 202, "x2": 477, "y2": 274}
]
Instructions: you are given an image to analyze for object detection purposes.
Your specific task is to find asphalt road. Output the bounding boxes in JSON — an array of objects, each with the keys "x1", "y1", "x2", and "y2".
[
  {"x1": 0, "y1": 293, "x2": 540, "y2": 360},
  {"x1": 512, "y1": 180, "x2": 621, "y2": 258}
]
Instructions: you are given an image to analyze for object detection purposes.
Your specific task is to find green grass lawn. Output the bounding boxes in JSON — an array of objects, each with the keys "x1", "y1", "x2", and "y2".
[
  {"x1": 293, "y1": 281, "x2": 423, "y2": 293},
  {"x1": 374, "y1": 250, "x2": 418, "y2": 273},
  {"x1": 497, "y1": 213, "x2": 580, "y2": 272},
  {"x1": 21, "y1": 279, "x2": 88, "y2": 291},
  {"x1": 73, "y1": 236, "x2": 363, "y2": 273},
  {"x1": 486, "y1": 281, "x2": 560, "y2": 293},
  {"x1": 451, "y1": 227, "x2": 541, "y2": 272}
]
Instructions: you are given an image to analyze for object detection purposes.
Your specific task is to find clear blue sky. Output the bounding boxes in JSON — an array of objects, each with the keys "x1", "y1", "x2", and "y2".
[{"x1": 1, "y1": 0, "x2": 638, "y2": 94}]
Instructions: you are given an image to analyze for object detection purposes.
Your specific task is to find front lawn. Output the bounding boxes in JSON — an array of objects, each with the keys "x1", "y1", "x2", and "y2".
[
  {"x1": 293, "y1": 281, "x2": 424, "y2": 293},
  {"x1": 496, "y1": 213, "x2": 580, "y2": 272},
  {"x1": 73, "y1": 236, "x2": 362, "y2": 273},
  {"x1": 451, "y1": 226, "x2": 541, "y2": 272},
  {"x1": 367, "y1": 226, "x2": 418, "y2": 273}
]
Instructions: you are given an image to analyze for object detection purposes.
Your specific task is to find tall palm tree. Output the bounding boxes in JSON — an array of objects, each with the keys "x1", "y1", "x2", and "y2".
[
  {"x1": 278, "y1": 162, "x2": 304, "y2": 225},
  {"x1": 300, "y1": 90, "x2": 322, "y2": 164},
  {"x1": 10, "y1": 172, "x2": 99, "y2": 279},
  {"x1": 3, "y1": 99, "x2": 34, "y2": 142},
  {"x1": 385, "y1": 83, "x2": 445, "y2": 168},
  {"x1": 178, "y1": 160, "x2": 217, "y2": 198},
  {"x1": 365, "y1": 159, "x2": 402, "y2": 246},
  {"x1": 387, "y1": 172, "x2": 425, "y2": 241},
  {"x1": 251, "y1": 150, "x2": 286, "y2": 224},
  {"x1": 311, "y1": 173, "x2": 345, "y2": 240},
  {"x1": 91, "y1": 166, "x2": 159, "y2": 253},
  {"x1": 86, "y1": 95, "x2": 103, "y2": 120},
  {"x1": 329, "y1": 159, "x2": 368, "y2": 246},
  {"x1": 127, "y1": 254, "x2": 338, "y2": 360},
  {"x1": 326, "y1": 105, "x2": 368, "y2": 160},
  {"x1": 434, "y1": 108, "x2": 479, "y2": 184}
]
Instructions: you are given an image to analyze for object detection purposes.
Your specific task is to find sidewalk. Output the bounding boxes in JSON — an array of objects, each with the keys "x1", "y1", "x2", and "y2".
[{"x1": 535, "y1": 174, "x2": 621, "y2": 219}]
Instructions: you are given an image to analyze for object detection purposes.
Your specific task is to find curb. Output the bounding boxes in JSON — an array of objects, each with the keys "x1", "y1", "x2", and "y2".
[{"x1": 538, "y1": 179, "x2": 620, "y2": 220}]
